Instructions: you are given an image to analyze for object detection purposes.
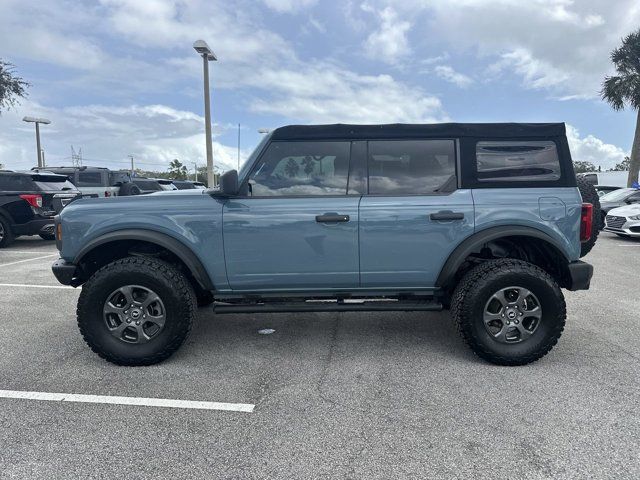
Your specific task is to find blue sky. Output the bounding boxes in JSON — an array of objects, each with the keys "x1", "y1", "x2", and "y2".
[{"x1": 0, "y1": 0, "x2": 638, "y2": 173}]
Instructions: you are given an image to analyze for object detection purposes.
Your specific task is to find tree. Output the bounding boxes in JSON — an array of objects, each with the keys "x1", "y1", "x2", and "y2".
[
  {"x1": 601, "y1": 29, "x2": 640, "y2": 187},
  {"x1": 0, "y1": 61, "x2": 29, "y2": 113},
  {"x1": 573, "y1": 160, "x2": 596, "y2": 174},
  {"x1": 168, "y1": 159, "x2": 188, "y2": 180},
  {"x1": 610, "y1": 156, "x2": 631, "y2": 171}
]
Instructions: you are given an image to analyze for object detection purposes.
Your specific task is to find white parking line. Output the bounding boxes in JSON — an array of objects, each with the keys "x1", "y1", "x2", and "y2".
[
  {"x1": 0, "y1": 254, "x2": 58, "y2": 267},
  {"x1": 0, "y1": 389, "x2": 255, "y2": 413},
  {"x1": 616, "y1": 244, "x2": 640, "y2": 247},
  {"x1": 0, "y1": 283, "x2": 75, "y2": 289},
  {"x1": 1, "y1": 250, "x2": 59, "y2": 254}
]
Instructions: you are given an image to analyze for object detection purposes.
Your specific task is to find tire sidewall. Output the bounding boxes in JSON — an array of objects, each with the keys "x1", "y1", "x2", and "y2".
[
  {"x1": 79, "y1": 264, "x2": 192, "y2": 362},
  {"x1": 462, "y1": 270, "x2": 563, "y2": 358}
]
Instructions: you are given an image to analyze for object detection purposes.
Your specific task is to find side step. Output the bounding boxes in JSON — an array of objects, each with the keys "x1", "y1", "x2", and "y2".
[{"x1": 213, "y1": 300, "x2": 443, "y2": 314}]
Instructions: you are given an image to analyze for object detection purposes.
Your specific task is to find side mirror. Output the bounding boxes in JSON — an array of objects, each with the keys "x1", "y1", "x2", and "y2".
[{"x1": 219, "y1": 169, "x2": 239, "y2": 196}]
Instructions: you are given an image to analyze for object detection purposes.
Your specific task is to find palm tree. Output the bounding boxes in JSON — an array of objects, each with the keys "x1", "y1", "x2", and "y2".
[{"x1": 601, "y1": 29, "x2": 640, "y2": 187}]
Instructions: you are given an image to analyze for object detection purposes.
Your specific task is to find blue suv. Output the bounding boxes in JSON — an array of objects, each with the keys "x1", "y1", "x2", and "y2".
[{"x1": 52, "y1": 123, "x2": 596, "y2": 366}]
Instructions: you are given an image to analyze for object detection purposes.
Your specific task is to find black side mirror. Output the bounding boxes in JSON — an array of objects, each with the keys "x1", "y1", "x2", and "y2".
[{"x1": 219, "y1": 169, "x2": 239, "y2": 196}]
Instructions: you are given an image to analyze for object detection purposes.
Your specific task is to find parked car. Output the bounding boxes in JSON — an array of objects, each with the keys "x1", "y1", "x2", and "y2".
[
  {"x1": 594, "y1": 185, "x2": 622, "y2": 197},
  {"x1": 53, "y1": 122, "x2": 596, "y2": 367},
  {"x1": 171, "y1": 180, "x2": 197, "y2": 190},
  {"x1": 32, "y1": 166, "x2": 140, "y2": 197},
  {"x1": 131, "y1": 177, "x2": 163, "y2": 194},
  {"x1": 0, "y1": 171, "x2": 80, "y2": 247},
  {"x1": 603, "y1": 204, "x2": 640, "y2": 238},
  {"x1": 578, "y1": 170, "x2": 635, "y2": 188},
  {"x1": 192, "y1": 181, "x2": 206, "y2": 189},
  {"x1": 599, "y1": 187, "x2": 640, "y2": 220},
  {"x1": 156, "y1": 179, "x2": 178, "y2": 191}
]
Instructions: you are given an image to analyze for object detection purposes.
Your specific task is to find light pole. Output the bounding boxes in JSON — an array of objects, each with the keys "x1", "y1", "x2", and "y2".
[
  {"x1": 23, "y1": 116, "x2": 51, "y2": 168},
  {"x1": 193, "y1": 40, "x2": 217, "y2": 187}
]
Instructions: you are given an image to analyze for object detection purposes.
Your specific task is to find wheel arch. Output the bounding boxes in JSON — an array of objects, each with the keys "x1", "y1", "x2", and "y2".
[
  {"x1": 74, "y1": 229, "x2": 214, "y2": 291},
  {"x1": 436, "y1": 226, "x2": 571, "y2": 290}
]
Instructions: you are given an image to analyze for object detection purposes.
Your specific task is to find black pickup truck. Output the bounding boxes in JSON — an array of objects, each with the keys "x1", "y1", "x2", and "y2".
[{"x1": 0, "y1": 170, "x2": 80, "y2": 247}]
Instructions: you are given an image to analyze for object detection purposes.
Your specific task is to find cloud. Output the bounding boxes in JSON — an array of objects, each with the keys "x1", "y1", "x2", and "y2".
[
  {"x1": 261, "y1": 0, "x2": 317, "y2": 13},
  {"x1": 434, "y1": 65, "x2": 473, "y2": 88},
  {"x1": 566, "y1": 124, "x2": 628, "y2": 170},
  {"x1": 362, "y1": 5, "x2": 412, "y2": 64}
]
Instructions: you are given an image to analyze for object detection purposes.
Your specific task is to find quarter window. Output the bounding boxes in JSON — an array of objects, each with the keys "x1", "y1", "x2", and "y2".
[
  {"x1": 476, "y1": 141, "x2": 561, "y2": 182},
  {"x1": 248, "y1": 141, "x2": 350, "y2": 196},
  {"x1": 368, "y1": 140, "x2": 456, "y2": 195}
]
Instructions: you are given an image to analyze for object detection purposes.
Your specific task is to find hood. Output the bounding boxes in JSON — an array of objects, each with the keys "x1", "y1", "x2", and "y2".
[{"x1": 606, "y1": 204, "x2": 640, "y2": 217}]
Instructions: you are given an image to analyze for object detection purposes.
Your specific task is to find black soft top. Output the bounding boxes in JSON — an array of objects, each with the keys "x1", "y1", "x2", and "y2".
[{"x1": 270, "y1": 123, "x2": 566, "y2": 140}]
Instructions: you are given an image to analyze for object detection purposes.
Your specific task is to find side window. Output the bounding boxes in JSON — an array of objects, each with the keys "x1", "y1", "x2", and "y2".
[
  {"x1": 476, "y1": 141, "x2": 560, "y2": 182},
  {"x1": 77, "y1": 171, "x2": 104, "y2": 187},
  {"x1": 248, "y1": 141, "x2": 350, "y2": 196},
  {"x1": 0, "y1": 175, "x2": 32, "y2": 191},
  {"x1": 368, "y1": 140, "x2": 456, "y2": 195}
]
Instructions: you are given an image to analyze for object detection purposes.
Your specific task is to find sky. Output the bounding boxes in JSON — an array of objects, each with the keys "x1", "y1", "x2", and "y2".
[{"x1": 0, "y1": 0, "x2": 639, "y2": 174}]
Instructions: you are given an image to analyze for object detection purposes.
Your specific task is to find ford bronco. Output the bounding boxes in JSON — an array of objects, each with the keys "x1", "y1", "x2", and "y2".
[{"x1": 51, "y1": 123, "x2": 597, "y2": 366}]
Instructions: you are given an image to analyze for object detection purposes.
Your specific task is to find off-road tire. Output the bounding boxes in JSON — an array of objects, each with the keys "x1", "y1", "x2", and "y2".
[
  {"x1": 77, "y1": 256, "x2": 196, "y2": 366},
  {"x1": 451, "y1": 259, "x2": 566, "y2": 366},
  {"x1": 0, "y1": 214, "x2": 15, "y2": 248},
  {"x1": 39, "y1": 233, "x2": 55, "y2": 241},
  {"x1": 576, "y1": 176, "x2": 601, "y2": 257}
]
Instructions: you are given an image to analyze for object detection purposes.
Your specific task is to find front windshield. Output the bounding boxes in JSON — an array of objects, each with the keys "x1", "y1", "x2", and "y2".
[
  {"x1": 238, "y1": 133, "x2": 272, "y2": 182},
  {"x1": 600, "y1": 188, "x2": 634, "y2": 202}
]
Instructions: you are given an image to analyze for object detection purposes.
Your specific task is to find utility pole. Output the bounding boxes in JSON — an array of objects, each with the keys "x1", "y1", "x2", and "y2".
[
  {"x1": 128, "y1": 155, "x2": 134, "y2": 176},
  {"x1": 193, "y1": 162, "x2": 198, "y2": 182},
  {"x1": 41, "y1": 149, "x2": 46, "y2": 168},
  {"x1": 193, "y1": 40, "x2": 217, "y2": 188},
  {"x1": 237, "y1": 123, "x2": 241, "y2": 171}
]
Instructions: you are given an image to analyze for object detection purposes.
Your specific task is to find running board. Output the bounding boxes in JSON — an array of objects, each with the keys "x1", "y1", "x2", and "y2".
[{"x1": 212, "y1": 300, "x2": 443, "y2": 314}]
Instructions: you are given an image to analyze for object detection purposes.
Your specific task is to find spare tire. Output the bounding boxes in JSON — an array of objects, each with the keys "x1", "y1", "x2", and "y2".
[
  {"x1": 576, "y1": 176, "x2": 601, "y2": 257},
  {"x1": 118, "y1": 182, "x2": 141, "y2": 196}
]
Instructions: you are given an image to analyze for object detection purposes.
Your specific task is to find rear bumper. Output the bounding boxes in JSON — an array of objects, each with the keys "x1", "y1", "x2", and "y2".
[
  {"x1": 566, "y1": 260, "x2": 593, "y2": 291},
  {"x1": 12, "y1": 218, "x2": 54, "y2": 236},
  {"x1": 51, "y1": 258, "x2": 80, "y2": 286}
]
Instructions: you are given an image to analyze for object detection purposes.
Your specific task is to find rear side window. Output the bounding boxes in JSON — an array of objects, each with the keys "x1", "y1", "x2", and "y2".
[
  {"x1": 134, "y1": 179, "x2": 162, "y2": 191},
  {"x1": 33, "y1": 179, "x2": 77, "y2": 191},
  {"x1": 368, "y1": 140, "x2": 456, "y2": 195},
  {"x1": 476, "y1": 141, "x2": 560, "y2": 182},
  {"x1": 248, "y1": 141, "x2": 350, "y2": 196},
  {"x1": 77, "y1": 171, "x2": 104, "y2": 187},
  {"x1": 0, "y1": 175, "x2": 34, "y2": 191}
]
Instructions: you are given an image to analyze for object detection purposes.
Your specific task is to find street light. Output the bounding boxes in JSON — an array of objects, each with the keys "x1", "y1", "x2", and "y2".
[
  {"x1": 193, "y1": 40, "x2": 217, "y2": 187},
  {"x1": 258, "y1": 128, "x2": 272, "y2": 134},
  {"x1": 22, "y1": 116, "x2": 51, "y2": 168}
]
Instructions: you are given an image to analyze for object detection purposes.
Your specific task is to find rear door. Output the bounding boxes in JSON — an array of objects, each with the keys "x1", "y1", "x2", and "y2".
[
  {"x1": 358, "y1": 139, "x2": 475, "y2": 288},
  {"x1": 222, "y1": 140, "x2": 362, "y2": 291}
]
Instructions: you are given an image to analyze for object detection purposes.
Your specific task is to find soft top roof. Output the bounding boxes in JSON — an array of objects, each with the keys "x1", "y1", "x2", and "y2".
[{"x1": 270, "y1": 123, "x2": 566, "y2": 140}]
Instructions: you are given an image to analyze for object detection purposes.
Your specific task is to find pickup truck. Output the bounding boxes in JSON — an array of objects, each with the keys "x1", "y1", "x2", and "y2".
[{"x1": 51, "y1": 123, "x2": 597, "y2": 366}]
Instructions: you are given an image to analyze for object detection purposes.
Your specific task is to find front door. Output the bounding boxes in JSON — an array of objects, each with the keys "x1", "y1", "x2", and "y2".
[
  {"x1": 358, "y1": 139, "x2": 475, "y2": 288},
  {"x1": 223, "y1": 140, "x2": 361, "y2": 291}
]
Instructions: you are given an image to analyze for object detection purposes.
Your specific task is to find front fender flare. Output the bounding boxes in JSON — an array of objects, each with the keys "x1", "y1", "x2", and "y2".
[{"x1": 74, "y1": 229, "x2": 214, "y2": 290}]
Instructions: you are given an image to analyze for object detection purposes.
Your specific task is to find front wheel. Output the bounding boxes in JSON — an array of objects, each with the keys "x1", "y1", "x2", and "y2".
[
  {"x1": 451, "y1": 259, "x2": 566, "y2": 366},
  {"x1": 77, "y1": 256, "x2": 196, "y2": 366}
]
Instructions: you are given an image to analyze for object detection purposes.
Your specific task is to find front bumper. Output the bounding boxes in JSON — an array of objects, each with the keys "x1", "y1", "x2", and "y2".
[
  {"x1": 603, "y1": 215, "x2": 640, "y2": 237},
  {"x1": 566, "y1": 260, "x2": 593, "y2": 291},
  {"x1": 51, "y1": 258, "x2": 81, "y2": 286}
]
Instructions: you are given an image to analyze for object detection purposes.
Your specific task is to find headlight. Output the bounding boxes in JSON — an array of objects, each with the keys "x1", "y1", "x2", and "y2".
[{"x1": 629, "y1": 215, "x2": 640, "y2": 220}]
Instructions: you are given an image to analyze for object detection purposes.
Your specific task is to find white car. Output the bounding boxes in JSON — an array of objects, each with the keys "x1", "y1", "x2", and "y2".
[{"x1": 604, "y1": 204, "x2": 640, "y2": 238}]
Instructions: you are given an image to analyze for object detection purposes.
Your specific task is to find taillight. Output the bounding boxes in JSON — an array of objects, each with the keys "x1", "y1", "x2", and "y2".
[
  {"x1": 580, "y1": 203, "x2": 593, "y2": 242},
  {"x1": 19, "y1": 194, "x2": 43, "y2": 208}
]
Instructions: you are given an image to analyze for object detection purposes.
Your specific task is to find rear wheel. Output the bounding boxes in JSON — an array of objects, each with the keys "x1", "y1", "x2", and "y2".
[
  {"x1": 576, "y1": 176, "x2": 601, "y2": 257},
  {"x1": 452, "y1": 259, "x2": 566, "y2": 366},
  {"x1": 77, "y1": 256, "x2": 196, "y2": 365},
  {"x1": 0, "y1": 215, "x2": 15, "y2": 248}
]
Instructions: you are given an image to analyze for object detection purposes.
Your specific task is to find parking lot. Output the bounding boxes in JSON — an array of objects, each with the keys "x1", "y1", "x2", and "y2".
[{"x1": 0, "y1": 234, "x2": 638, "y2": 479}]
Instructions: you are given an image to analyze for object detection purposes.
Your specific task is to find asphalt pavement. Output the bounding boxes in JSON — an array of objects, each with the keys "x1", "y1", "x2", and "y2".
[{"x1": 0, "y1": 233, "x2": 638, "y2": 479}]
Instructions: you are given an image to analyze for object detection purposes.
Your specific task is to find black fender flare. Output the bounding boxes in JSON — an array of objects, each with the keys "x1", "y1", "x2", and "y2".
[
  {"x1": 436, "y1": 226, "x2": 570, "y2": 289},
  {"x1": 74, "y1": 229, "x2": 214, "y2": 290}
]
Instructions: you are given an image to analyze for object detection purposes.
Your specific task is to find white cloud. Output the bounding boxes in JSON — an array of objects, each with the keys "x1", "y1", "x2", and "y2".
[
  {"x1": 434, "y1": 65, "x2": 473, "y2": 88},
  {"x1": 363, "y1": 5, "x2": 411, "y2": 64},
  {"x1": 566, "y1": 124, "x2": 628, "y2": 170},
  {"x1": 262, "y1": 0, "x2": 317, "y2": 13}
]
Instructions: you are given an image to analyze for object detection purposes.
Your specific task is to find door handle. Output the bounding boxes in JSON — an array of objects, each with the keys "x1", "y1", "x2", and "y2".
[
  {"x1": 316, "y1": 213, "x2": 350, "y2": 223},
  {"x1": 430, "y1": 211, "x2": 464, "y2": 221}
]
